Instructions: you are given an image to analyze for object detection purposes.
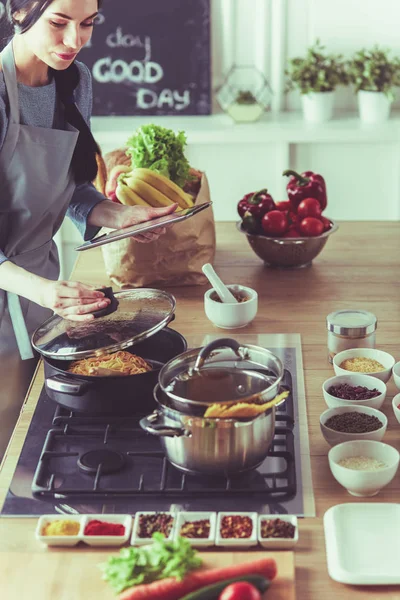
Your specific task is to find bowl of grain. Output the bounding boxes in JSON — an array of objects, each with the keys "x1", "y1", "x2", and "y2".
[
  {"x1": 320, "y1": 405, "x2": 387, "y2": 446},
  {"x1": 328, "y1": 439, "x2": 399, "y2": 497},
  {"x1": 332, "y1": 348, "x2": 395, "y2": 383},
  {"x1": 322, "y1": 374, "x2": 387, "y2": 410}
]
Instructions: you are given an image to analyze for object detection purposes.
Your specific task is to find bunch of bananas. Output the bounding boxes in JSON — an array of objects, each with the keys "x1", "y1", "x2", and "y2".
[{"x1": 116, "y1": 168, "x2": 194, "y2": 209}]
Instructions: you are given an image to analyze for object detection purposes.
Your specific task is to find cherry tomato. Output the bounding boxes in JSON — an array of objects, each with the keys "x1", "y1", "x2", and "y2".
[
  {"x1": 320, "y1": 215, "x2": 332, "y2": 231},
  {"x1": 299, "y1": 216, "x2": 324, "y2": 237},
  {"x1": 261, "y1": 210, "x2": 288, "y2": 236},
  {"x1": 219, "y1": 582, "x2": 262, "y2": 600},
  {"x1": 282, "y1": 225, "x2": 302, "y2": 238},
  {"x1": 297, "y1": 197, "x2": 322, "y2": 220},
  {"x1": 275, "y1": 200, "x2": 291, "y2": 211}
]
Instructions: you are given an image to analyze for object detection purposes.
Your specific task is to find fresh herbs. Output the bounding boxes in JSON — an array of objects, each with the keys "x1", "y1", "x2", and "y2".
[
  {"x1": 125, "y1": 124, "x2": 191, "y2": 188},
  {"x1": 285, "y1": 39, "x2": 347, "y2": 94},
  {"x1": 346, "y1": 46, "x2": 400, "y2": 98},
  {"x1": 99, "y1": 532, "x2": 202, "y2": 594}
]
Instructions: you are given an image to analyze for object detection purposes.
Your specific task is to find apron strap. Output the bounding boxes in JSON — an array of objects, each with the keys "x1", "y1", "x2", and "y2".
[
  {"x1": 7, "y1": 292, "x2": 34, "y2": 360},
  {"x1": 1, "y1": 41, "x2": 20, "y2": 125}
]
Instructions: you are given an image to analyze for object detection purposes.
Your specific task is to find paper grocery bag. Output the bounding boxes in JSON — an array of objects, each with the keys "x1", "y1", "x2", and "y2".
[{"x1": 101, "y1": 174, "x2": 216, "y2": 288}]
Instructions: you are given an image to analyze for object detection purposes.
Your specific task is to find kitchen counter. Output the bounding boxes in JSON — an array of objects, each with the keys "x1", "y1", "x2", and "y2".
[{"x1": 1, "y1": 221, "x2": 400, "y2": 599}]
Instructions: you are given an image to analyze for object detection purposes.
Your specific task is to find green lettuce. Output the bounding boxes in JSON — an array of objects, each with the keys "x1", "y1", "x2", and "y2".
[
  {"x1": 126, "y1": 124, "x2": 191, "y2": 188},
  {"x1": 99, "y1": 532, "x2": 202, "y2": 594}
]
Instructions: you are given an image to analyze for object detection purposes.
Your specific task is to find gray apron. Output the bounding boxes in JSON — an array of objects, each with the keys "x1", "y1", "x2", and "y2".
[{"x1": 0, "y1": 41, "x2": 79, "y2": 458}]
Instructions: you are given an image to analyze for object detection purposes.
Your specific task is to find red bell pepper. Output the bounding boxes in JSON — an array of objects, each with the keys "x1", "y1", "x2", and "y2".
[{"x1": 282, "y1": 169, "x2": 327, "y2": 212}]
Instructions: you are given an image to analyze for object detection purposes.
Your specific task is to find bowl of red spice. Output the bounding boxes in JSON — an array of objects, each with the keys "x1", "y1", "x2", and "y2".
[
  {"x1": 320, "y1": 405, "x2": 387, "y2": 447},
  {"x1": 258, "y1": 515, "x2": 298, "y2": 549},
  {"x1": 131, "y1": 511, "x2": 176, "y2": 546},
  {"x1": 216, "y1": 512, "x2": 258, "y2": 548},
  {"x1": 174, "y1": 512, "x2": 217, "y2": 547},
  {"x1": 322, "y1": 374, "x2": 387, "y2": 410},
  {"x1": 81, "y1": 515, "x2": 131, "y2": 546}
]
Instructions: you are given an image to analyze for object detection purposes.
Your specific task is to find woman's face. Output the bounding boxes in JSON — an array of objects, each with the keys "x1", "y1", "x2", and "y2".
[{"x1": 19, "y1": 0, "x2": 98, "y2": 69}]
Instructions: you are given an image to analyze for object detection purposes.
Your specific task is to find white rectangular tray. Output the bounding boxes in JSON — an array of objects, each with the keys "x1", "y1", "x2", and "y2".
[{"x1": 324, "y1": 503, "x2": 400, "y2": 585}]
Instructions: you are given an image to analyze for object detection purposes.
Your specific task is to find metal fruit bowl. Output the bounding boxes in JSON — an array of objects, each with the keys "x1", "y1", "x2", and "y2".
[{"x1": 237, "y1": 219, "x2": 339, "y2": 268}]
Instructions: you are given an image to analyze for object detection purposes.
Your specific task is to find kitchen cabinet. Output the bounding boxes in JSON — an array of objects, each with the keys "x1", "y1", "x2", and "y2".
[{"x1": 1, "y1": 221, "x2": 400, "y2": 599}]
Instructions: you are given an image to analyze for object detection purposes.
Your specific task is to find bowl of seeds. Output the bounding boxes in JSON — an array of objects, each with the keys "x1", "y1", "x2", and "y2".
[
  {"x1": 320, "y1": 405, "x2": 387, "y2": 446},
  {"x1": 328, "y1": 440, "x2": 399, "y2": 497},
  {"x1": 332, "y1": 348, "x2": 395, "y2": 383},
  {"x1": 322, "y1": 374, "x2": 387, "y2": 410}
]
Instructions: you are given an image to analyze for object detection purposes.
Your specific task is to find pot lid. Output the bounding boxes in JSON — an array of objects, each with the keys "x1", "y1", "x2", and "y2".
[
  {"x1": 160, "y1": 338, "x2": 284, "y2": 407},
  {"x1": 32, "y1": 288, "x2": 176, "y2": 360}
]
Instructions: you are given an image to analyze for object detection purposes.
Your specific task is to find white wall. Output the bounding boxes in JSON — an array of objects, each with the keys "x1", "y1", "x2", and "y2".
[{"x1": 58, "y1": 0, "x2": 400, "y2": 276}]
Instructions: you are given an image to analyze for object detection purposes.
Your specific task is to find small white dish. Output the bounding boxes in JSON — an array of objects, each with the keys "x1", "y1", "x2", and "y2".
[
  {"x1": 131, "y1": 511, "x2": 176, "y2": 546},
  {"x1": 35, "y1": 515, "x2": 83, "y2": 547},
  {"x1": 324, "y1": 503, "x2": 400, "y2": 584},
  {"x1": 328, "y1": 439, "x2": 400, "y2": 497},
  {"x1": 322, "y1": 373, "x2": 386, "y2": 410},
  {"x1": 392, "y1": 393, "x2": 400, "y2": 424},
  {"x1": 392, "y1": 361, "x2": 400, "y2": 390},
  {"x1": 204, "y1": 284, "x2": 258, "y2": 329},
  {"x1": 332, "y1": 347, "x2": 395, "y2": 383},
  {"x1": 81, "y1": 514, "x2": 132, "y2": 547},
  {"x1": 216, "y1": 512, "x2": 258, "y2": 548},
  {"x1": 320, "y1": 405, "x2": 387, "y2": 446},
  {"x1": 257, "y1": 515, "x2": 298, "y2": 549},
  {"x1": 174, "y1": 512, "x2": 217, "y2": 547}
]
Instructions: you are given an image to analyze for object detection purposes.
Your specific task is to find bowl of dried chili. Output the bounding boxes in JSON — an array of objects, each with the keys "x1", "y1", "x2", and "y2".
[
  {"x1": 174, "y1": 512, "x2": 217, "y2": 547},
  {"x1": 216, "y1": 512, "x2": 258, "y2": 548}
]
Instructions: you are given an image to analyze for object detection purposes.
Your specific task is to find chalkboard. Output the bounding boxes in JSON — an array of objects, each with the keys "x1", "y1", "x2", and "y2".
[{"x1": 0, "y1": 0, "x2": 211, "y2": 116}]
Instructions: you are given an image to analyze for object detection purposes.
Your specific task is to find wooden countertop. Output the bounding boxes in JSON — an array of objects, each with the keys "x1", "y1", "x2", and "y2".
[{"x1": 1, "y1": 221, "x2": 400, "y2": 599}]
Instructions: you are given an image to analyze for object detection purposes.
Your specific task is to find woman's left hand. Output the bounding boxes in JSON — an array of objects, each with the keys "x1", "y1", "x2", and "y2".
[{"x1": 89, "y1": 200, "x2": 179, "y2": 243}]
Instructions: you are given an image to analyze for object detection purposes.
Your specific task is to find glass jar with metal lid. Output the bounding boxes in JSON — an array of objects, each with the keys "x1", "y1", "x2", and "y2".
[{"x1": 326, "y1": 309, "x2": 377, "y2": 364}]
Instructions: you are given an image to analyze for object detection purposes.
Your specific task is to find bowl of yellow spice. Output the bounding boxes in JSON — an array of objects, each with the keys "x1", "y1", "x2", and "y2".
[
  {"x1": 36, "y1": 515, "x2": 82, "y2": 546},
  {"x1": 333, "y1": 348, "x2": 395, "y2": 383}
]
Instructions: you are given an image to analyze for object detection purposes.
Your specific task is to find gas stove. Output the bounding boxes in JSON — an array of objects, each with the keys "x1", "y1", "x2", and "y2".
[{"x1": 0, "y1": 334, "x2": 315, "y2": 517}]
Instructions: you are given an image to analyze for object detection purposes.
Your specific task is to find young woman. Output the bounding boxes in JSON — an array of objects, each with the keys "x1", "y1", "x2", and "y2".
[{"x1": 0, "y1": 0, "x2": 177, "y2": 457}]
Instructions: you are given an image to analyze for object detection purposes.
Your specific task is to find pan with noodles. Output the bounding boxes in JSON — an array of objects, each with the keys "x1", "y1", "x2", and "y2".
[{"x1": 44, "y1": 328, "x2": 187, "y2": 415}]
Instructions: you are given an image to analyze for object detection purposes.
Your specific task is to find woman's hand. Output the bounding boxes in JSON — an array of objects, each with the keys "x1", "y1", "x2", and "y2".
[
  {"x1": 88, "y1": 200, "x2": 178, "y2": 243},
  {"x1": 37, "y1": 280, "x2": 110, "y2": 322}
]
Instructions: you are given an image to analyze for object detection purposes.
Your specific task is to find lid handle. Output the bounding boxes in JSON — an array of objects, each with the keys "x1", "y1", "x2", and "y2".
[
  {"x1": 194, "y1": 338, "x2": 241, "y2": 371},
  {"x1": 92, "y1": 287, "x2": 119, "y2": 319}
]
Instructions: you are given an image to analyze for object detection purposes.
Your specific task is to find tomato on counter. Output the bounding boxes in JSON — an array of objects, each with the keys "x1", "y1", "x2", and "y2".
[{"x1": 219, "y1": 581, "x2": 262, "y2": 600}]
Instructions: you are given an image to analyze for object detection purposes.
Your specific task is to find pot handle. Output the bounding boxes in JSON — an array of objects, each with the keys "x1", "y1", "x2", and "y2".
[
  {"x1": 46, "y1": 374, "x2": 90, "y2": 396},
  {"x1": 194, "y1": 338, "x2": 241, "y2": 370},
  {"x1": 139, "y1": 411, "x2": 190, "y2": 438}
]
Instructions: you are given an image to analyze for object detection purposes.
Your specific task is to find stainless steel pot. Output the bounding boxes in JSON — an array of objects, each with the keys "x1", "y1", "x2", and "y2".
[
  {"x1": 158, "y1": 338, "x2": 284, "y2": 416},
  {"x1": 140, "y1": 384, "x2": 277, "y2": 475}
]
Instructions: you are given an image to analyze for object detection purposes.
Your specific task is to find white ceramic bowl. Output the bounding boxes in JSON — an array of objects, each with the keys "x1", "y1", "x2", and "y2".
[
  {"x1": 328, "y1": 440, "x2": 400, "y2": 497},
  {"x1": 320, "y1": 405, "x2": 387, "y2": 446},
  {"x1": 392, "y1": 393, "x2": 400, "y2": 425},
  {"x1": 215, "y1": 512, "x2": 258, "y2": 548},
  {"x1": 174, "y1": 512, "x2": 217, "y2": 547},
  {"x1": 392, "y1": 361, "x2": 400, "y2": 390},
  {"x1": 81, "y1": 514, "x2": 132, "y2": 547},
  {"x1": 204, "y1": 284, "x2": 258, "y2": 329},
  {"x1": 332, "y1": 348, "x2": 395, "y2": 383},
  {"x1": 35, "y1": 515, "x2": 83, "y2": 547},
  {"x1": 257, "y1": 515, "x2": 298, "y2": 549},
  {"x1": 322, "y1": 374, "x2": 387, "y2": 410},
  {"x1": 131, "y1": 512, "x2": 176, "y2": 546}
]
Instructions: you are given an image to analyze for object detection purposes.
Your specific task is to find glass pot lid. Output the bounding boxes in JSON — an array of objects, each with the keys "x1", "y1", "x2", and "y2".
[
  {"x1": 32, "y1": 288, "x2": 176, "y2": 360},
  {"x1": 159, "y1": 338, "x2": 284, "y2": 408}
]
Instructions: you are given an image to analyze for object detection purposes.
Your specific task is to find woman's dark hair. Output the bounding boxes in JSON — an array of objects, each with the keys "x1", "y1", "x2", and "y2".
[{"x1": 6, "y1": 0, "x2": 102, "y2": 184}]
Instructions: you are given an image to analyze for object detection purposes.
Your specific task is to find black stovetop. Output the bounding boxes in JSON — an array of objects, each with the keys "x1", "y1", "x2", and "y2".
[{"x1": 1, "y1": 362, "x2": 305, "y2": 517}]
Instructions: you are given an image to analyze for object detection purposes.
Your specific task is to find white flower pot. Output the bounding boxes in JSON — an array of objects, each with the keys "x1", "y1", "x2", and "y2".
[
  {"x1": 357, "y1": 91, "x2": 392, "y2": 124},
  {"x1": 301, "y1": 92, "x2": 335, "y2": 124}
]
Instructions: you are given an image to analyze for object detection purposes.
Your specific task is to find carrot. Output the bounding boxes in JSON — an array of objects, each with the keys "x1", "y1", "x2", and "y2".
[{"x1": 119, "y1": 557, "x2": 277, "y2": 600}]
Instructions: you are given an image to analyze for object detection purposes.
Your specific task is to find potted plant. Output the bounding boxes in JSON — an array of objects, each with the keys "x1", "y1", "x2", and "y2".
[
  {"x1": 346, "y1": 46, "x2": 400, "y2": 123},
  {"x1": 285, "y1": 40, "x2": 347, "y2": 123},
  {"x1": 216, "y1": 65, "x2": 272, "y2": 123}
]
